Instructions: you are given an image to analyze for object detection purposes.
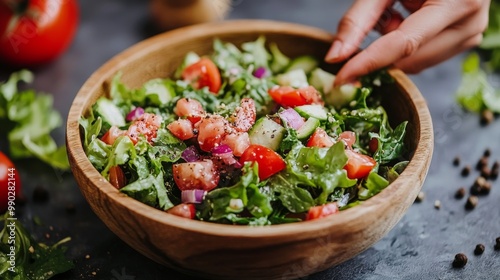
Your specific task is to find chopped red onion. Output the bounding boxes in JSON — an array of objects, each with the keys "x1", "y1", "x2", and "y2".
[
  {"x1": 253, "y1": 67, "x2": 267, "y2": 79},
  {"x1": 181, "y1": 146, "x2": 200, "y2": 162},
  {"x1": 126, "y1": 107, "x2": 144, "y2": 122},
  {"x1": 181, "y1": 189, "x2": 206, "y2": 204},
  {"x1": 218, "y1": 152, "x2": 238, "y2": 166},
  {"x1": 212, "y1": 144, "x2": 232, "y2": 155},
  {"x1": 279, "y1": 108, "x2": 305, "y2": 130}
]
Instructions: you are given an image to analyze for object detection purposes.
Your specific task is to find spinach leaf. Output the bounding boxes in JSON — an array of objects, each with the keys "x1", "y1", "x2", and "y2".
[{"x1": 358, "y1": 172, "x2": 389, "y2": 200}]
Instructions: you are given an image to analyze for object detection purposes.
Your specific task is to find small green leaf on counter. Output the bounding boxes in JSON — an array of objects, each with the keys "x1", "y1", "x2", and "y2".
[{"x1": 0, "y1": 70, "x2": 69, "y2": 170}]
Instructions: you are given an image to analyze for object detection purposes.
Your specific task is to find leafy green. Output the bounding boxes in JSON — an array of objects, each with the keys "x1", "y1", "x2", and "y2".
[
  {"x1": 0, "y1": 70, "x2": 69, "y2": 169},
  {"x1": 0, "y1": 213, "x2": 73, "y2": 279},
  {"x1": 358, "y1": 172, "x2": 389, "y2": 200}
]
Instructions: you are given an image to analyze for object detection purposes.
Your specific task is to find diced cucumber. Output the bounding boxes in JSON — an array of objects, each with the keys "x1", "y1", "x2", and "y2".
[
  {"x1": 276, "y1": 69, "x2": 309, "y2": 88},
  {"x1": 325, "y1": 84, "x2": 358, "y2": 109},
  {"x1": 296, "y1": 117, "x2": 320, "y2": 140},
  {"x1": 294, "y1": 105, "x2": 328, "y2": 121},
  {"x1": 174, "y1": 51, "x2": 200, "y2": 78},
  {"x1": 286, "y1": 55, "x2": 318, "y2": 74},
  {"x1": 142, "y1": 78, "x2": 176, "y2": 105},
  {"x1": 309, "y1": 67, "x2": 335, "y2": 94},
  {"x1": 95, "y1": 98, "x2": 125, "y2": 127},
  {"x1": 248, "y1": 116, "x2": 285, "y2": 151},
  {"x1": 269, "y1": 42, "x2": 291, "y2": 73}
]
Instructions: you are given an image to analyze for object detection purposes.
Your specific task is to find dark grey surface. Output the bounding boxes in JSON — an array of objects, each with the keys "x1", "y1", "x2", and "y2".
[{"x1": 2, "y1": 0, "x2": 500, "y2": 279}]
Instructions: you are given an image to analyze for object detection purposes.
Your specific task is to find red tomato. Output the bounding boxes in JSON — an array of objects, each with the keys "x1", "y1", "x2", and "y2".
[
  {"x1": 174, "y1": 97, "x2": 205, "y2": 125},
  {"x1": 0, "y1": 151, "x2": 22, "y2": 213},
  {"x1": 339, "y1": 131, "x2": 356, "y2": 148},
  {"x1": 344, "y1": 149, "x2": 377, "y2": 179},
  {"x1": 229, "y1": 98, "x2": 256, "y2": 132},
  {"x1": 0, "y1": 0, "x2": 79, "y2": 67},
  {"x1": 109, "y1": 166, "x2": 126, "y2": 189},
  {"x1": 369, "y1": 138, "x2": 379, "y2": 154},
  {"x1": 101, "y1": 126, "x2": 126, "y2": 145},
  {"x1": 197, "y1": 115, "x2": 231, "y2": 152},
  {"x1": 306, "y1": 202, "x2": 339, "y2": 220},
  {"x1": 166, "y1": 203, "x2": 196, "y2": 219},
  {"x1": 268, "y1": 85, "x2": 323, "y2": 107},
  {"x1": 239, "y1": 145, "x2": 286, "y2": 180},
  {"x1": 221, "y1": 132, "x2": 250, "y2": 157},
  {"x1": 126, "y1": 113, "x2": 162, "y2": 144},
  {"x1": 167, "y1": 119, "x2": 195, "y2": 140},
  {"x1": 173, "y1": 159, "x2": 220, "y2": 191},
  {"x1": 182, "y1": 58, "x2": 221, "y2": 94},
  {"x1": 307, "y1": 128, "x2": 334, "y2": 148}
]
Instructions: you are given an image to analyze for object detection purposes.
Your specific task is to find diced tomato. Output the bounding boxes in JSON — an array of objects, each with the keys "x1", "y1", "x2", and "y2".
[
  {"x1": 101, "y1": 126, "x2": 126, "y2": 145},
  {"x1": 109, "y1": 166, "x2": 126, "y2": 189},
  {"x1": 166, "y1": 203, "x2": 196, "y2": 219},
  {"x1": 222, "y1": 132, "x2": 250, "y2": 157},
  {"x1": 182, "y1": 58, "x2": 221, "y2": 94},
  {"x1": 197, "y1": 115, "x2": 232, "y2": 152},
  {"x1": 339, "y1": 131, "x2": 356, "y2": 148},
  {"x1": 344, "y1": 149, "x2": 377, "y2": 179},
  {"x1": 173, "y1": 159, "x2": 220, "y2": 191},
  {"x1": 306, "y1": 202, "x2": 339, "y2": 220},
  {"x1": 167, "y1": 119, "x2": 195, "y2": 140},
  {"x1": 369, "y1": 138, "x2": 379, "y2": 154},
  {"x1": 268, "y1": 85, "x2": 323, "y2": 107},
  {"x1": 307, "y1": 128, "x2": 334, "y2": 148},
  {"x1": 239, "y1": 145, "x2": 286, "y2": 180},
  {"x1": 229, "y1": 98, "x2": 256, "y2": 132},
  {"x1": 126, "y1": 113, "x2": 162, "y2": 144},
  {"x1": 174, "y1": 98, "x2": 205, "y2": 125}
]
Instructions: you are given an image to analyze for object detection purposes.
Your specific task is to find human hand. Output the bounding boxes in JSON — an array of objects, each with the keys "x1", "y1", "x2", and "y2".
[{"x1": 326, "y1": 0, "x2": 491, "y2": 86}]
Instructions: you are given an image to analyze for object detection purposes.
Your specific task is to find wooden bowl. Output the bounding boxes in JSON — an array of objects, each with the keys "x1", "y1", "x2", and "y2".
[{"x1": 66, "y1": 20, "x2": 433, "y2": 280}]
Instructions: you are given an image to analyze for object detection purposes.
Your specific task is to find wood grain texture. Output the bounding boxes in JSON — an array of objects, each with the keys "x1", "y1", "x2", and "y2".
[{"x1": 65, "y1": 20, "x2": 433, "y2": 280}]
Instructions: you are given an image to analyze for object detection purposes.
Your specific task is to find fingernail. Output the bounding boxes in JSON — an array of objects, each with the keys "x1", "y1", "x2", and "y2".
[{"x1": 325, "y1": 40, "x2": 343, "y2": 62}]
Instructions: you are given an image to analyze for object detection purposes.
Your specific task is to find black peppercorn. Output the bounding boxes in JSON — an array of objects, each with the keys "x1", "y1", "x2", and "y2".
[
  {"x1": 455, "y1": 187, "x2": 466, "y2": 199},
  {"x1": 480, "y1": 166, "x2": 491, "y2": 179},
  {"x1": 415, "y1": 191, "x2": 425, "y2": 203},
  {"x1": 474, "y1": 244, "x2": 485, "y2": 255},
  {"x1": 465, "y1": 195, "x2": 478, "y2": 210},
  {"x1": 480, "y1": 109, "x2": 494, "y2": 126},
  {"x1": 495, "y1": 237, "x2": 500, "y2": 250},
  {"x1": 476, "y1": 157, "x2": 488, "y2": 171},
  {"x1": 480, "y1": 182, "x2": 491, "y2": 195},
  {"x1": 452, "y1": 253, "x2": 468, "y2": 268},
  {"x1": 461, "y1": 165, "x2": 471, "y2": 177},
  {"x1": 483, "y1": 149, "x2": 491, "y2": 157},
  {"x1": 453, "y1": 156, "x2": 460, "y2": 166}
]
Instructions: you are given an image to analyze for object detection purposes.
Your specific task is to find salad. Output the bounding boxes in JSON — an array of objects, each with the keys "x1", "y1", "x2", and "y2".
[{"x1": 80, "y1": 37, "x2": 409, "y2": 225}]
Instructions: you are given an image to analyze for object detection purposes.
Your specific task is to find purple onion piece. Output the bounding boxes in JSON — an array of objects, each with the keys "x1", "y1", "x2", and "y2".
[
  {"x1": 181, "y1": 189, "x2": 206, "y2": 204},
  {"x1": 181, "y1": 146, "x2": 200, "y2": 162},
  {"x1": 253, "y1": 67, "x2": 267, "y2": 79},
  {"x1": 126, "y1": 107, "x2": 145, "y2": 122},
  {"x1": 212, "y1": 144, "x2": 232, "y2": 155},
  {"x1": 279, "y1": 108, "x2": 305, "y2": 130}
]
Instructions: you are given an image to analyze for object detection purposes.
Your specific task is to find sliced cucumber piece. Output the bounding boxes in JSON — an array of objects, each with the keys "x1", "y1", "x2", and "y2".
[
  {"x1": 325, "y1": 84, "x2": 358, "y2": 109},
  {"x1": 142, "y1": 78, "x2": 176, "y2": 105},
  {"x1": 309, "y1": 67, "x2": 335, "y2": 94},
  {"x1": 269, "y1": 42, "x2": 291, "y2": 73},
  {"x1": 276, "y1": 68, "x2": 309, "y2": 88},
  {"x1": 248, "y1": 116, "x2": 285, "y2": 151},
  {"x1": 95, "y1": 98, "x2": 125, "y2": 127},
  {"x1": 294, "y1": 105, "x2": 328, "y2": 121},
  {"x1": 286, "y1": 55, "x2": 319, "y2": 74},
  {"x1": 296, "y1": 117, "x2": 320, "y2": 140}
]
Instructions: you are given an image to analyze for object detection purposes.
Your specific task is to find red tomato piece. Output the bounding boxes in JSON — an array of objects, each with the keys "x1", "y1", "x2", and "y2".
[
  {"x1": 222, "y1": 132, "x2": 250, "y2": 157},
  {"x1": 229, "y1": 98, "x2": 256, "y2": 132},
  {"x1": 268, "y1": 85, "x2": 323, "y2": 107},
  {"x1": 167, "y1": 119, "x2": 195, "y2": 140},
  {"x1": 173, "y1": 159, "x2": 220, "y2": 191},
  {"x1": 339, "y1": 131, "x2": 356, "y2": 148},
  {"x1": 126, "y1": 113, "x2": 162, "y2": 144},
  {"x1": 0, "y1": 0, "x2": 79, "y2": 67},
  {"x1": 182, "y1": 58, "x2": 221, "y2": 94},
  {"x1": 166, "y1": 203, "x2": 196, "y2": 219},
  {"x1": 197, "y1": 115, "x2": 232, "y2": 152},
  {"x1": 0, "y1": 151, "x2": 22, "y2": 213},
  {"x1": 109, "y1": 166, "x2": 127, "y2": 189},
  {"x1": 306, "y1": 202, "x2": 339, "y2": 220},
  {"x1": 344, "y1": 149, "x2": 377, "y2": 179},
  {"x1": 101, "y1": 126, "x2": 126, "y2": 145},
  {"x1": 307, "y1": 128, "x2": 334, "y2": 148},
  {"x1": 239, "y1": 145, "x2": 286, "y2": 180},
  {"x1": 173, "y1": 97, "x2": 205, "y2": 125},
  {"x1": 368, "y1": 138, "x2": 379, "y2": 154}
]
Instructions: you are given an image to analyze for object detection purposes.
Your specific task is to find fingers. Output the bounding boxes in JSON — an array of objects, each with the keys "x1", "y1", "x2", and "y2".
[
  {"x1": 399, "y1": 0, "x2": 425, "y2": 13},
  {"x1": 325, "y1": 0, "x2": 393, "y2": 63},
  {"x1": 334, "y1": 2, "x2": 476, "y2": 85}
]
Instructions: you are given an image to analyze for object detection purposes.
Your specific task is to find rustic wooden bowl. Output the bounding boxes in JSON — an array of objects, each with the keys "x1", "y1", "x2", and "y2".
[{"x1": 66, "y1": 20, "x2": 433, "y2": 280}]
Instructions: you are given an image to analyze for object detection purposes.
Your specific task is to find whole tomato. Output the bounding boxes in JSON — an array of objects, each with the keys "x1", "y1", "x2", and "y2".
[
  {"x1": 0, "y1": 0, "x2": 79, "y2": 67},
  {"x1": 0, "y1": 151, "x2": 22, "y2": 214}
]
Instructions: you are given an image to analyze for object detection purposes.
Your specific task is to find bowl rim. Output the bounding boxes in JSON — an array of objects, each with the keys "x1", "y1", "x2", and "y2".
[{"x1": 66, "y1": 19, "x2": 433, "y2": 238}]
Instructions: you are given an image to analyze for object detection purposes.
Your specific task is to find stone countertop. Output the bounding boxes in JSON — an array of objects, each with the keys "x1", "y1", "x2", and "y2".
[{"x1": 3, "y1": 0, "x2": 500, "y2": 279}]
